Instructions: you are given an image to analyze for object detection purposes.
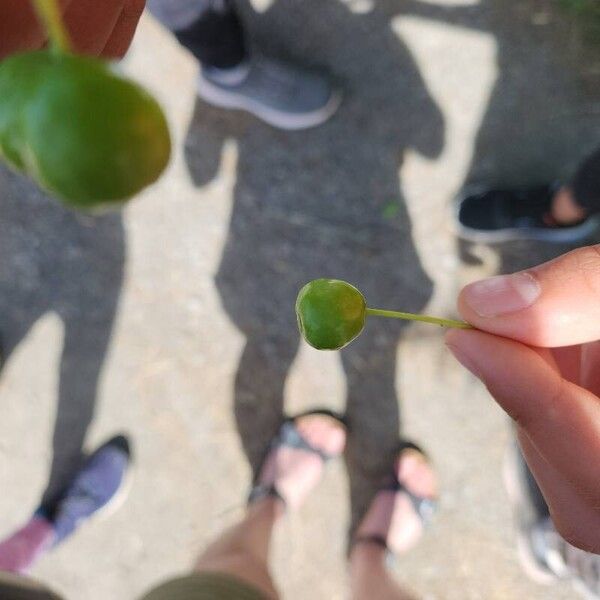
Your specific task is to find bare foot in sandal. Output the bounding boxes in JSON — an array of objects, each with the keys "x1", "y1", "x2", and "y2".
[
  {"x1": 192, "y1": 412, "x2": 346, "y2": 599},
  {"x1": 249, "y1": 411, "x2": 347, "y2": 512},
  {"x1": 349, "y1": 443, "x2": 437, "y2": 599},
  {"x1": 353, "y1": 443, "x2": 437, "y2": 554}
]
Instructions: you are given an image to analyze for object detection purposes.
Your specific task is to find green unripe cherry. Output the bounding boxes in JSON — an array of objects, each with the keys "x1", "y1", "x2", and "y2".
[
  {"x1": 296, "y1": 278, "x2": 473, "y2": 351},
  {"x1": 296, "y1": 279, "x2": 367, "y2": 350},
  {"x1": 0, "y1": 51, "x2": 171, "y2": 209},
  {"x1": 0, "y1": 52, "x2": 52, "y2": 170}
]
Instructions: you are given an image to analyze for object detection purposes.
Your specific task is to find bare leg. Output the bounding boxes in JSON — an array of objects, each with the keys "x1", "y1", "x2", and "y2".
[
  {"x1": 349, "y1": 447, "x2": 437, "y2": 600},
  {"x1": 0, "y1": 516, "x2": 55, "y2": 574},
  {"x1": 350, "y1": 544, "x2": 416, "y2": 600},
  {"x1": 195, "y1": 498, "x2": 282, "y2": 599},
  {"x1": 195, "y1": 413, "x2": 346, "y2": 599}
]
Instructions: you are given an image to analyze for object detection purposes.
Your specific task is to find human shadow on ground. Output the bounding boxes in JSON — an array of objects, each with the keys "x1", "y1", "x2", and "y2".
[
  {"x1": 457, "y1": 1, "x2": 599, "y2": 187},
  {"x1": 185, "y1": 0, "x2": 445, "y2": 530},
  {"x1": 463, "y1": 0, "x2": 600, "y2": 274},
  {"x1": 403, "y1": 0, "x2": 600, "y2": 272},
  {"x1": 0, "y1": 166, "x2": 124, "y2": 507}
]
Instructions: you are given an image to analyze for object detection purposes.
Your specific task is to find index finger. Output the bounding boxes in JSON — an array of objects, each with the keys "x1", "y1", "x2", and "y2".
[{"x1": 446, "y1": 328, "x2": 600, "y2": 506}]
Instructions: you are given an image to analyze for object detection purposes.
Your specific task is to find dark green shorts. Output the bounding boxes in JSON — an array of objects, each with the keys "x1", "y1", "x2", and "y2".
[
  {"x1": 0, "y1": 571, "x2": 270, "y2": 600},
  {"x1": 0, "y1": 571, "x2": 62, "y2": 600},
  {"x1": 140, "y1": 572, "x2": 271, "y2": 600}
]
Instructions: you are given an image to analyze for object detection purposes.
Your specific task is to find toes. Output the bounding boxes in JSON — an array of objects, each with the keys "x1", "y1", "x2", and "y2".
[
  {"x1": 295, "y1": 414, "x2": 346, "y2": 456},
  {"x1": 254, "y1": 414, "x2": 346, "y2": 509},
  {"x1": 395, "y1": 449, "x2": 437, "y2": 500}
]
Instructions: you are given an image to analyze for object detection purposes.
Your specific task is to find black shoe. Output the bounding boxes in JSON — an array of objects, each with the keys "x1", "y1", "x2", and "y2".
[
  {"x1": 504, "y1": 438, "x2": 600, "y2": 598},
  {"x1": 454, "y1": 184, "x2": 598, "y2": 243}
]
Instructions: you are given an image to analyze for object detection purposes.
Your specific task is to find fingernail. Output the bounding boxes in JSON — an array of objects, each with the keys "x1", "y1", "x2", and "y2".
[{"x1": 463, "y1": 272, "x2": 541, "y2": 318}]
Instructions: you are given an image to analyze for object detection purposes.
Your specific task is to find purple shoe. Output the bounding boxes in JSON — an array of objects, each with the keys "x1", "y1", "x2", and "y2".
[{"x1": 38, "y1": 435, "x2": 132, "y2": 545}]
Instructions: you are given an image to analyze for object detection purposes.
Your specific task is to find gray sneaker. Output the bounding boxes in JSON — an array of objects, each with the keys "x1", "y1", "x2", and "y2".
[
  {"x1": 540, "y1": 520, "x2": 600, "y2": 600},
  {"x1": 197, "y1": 56, "x2": 341, "y2": 130},
  {"x1": 504, "y1": 438, "x2": 600, "y2": 599}
]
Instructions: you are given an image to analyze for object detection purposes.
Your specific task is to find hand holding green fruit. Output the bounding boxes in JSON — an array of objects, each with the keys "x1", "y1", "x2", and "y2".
[
  {"x1": 296, "y1": 278, "x2": 472, "y2": 350},
  {"x1": 0, "y1": 0, "x2": 170, "y2": 210}
]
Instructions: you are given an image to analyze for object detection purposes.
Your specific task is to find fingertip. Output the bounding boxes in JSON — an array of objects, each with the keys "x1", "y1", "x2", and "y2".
[
  {"x1": 445, "y1": 328, "x2": 468, "y2": 361},
  {"x1": 455, "y1": 286, "x2": 472, "y2": 321},
  {"x1": 444, "y1": 327, "x2": 468, "y2": 348},
  {"x1": 444, "y1": 327, "x2": 491, "y2": 353},
  {"x1": 445, "y1": 328, "x2": 492, "y2": 379}
]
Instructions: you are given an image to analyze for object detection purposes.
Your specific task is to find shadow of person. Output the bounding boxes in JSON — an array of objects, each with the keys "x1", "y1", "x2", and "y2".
[
  {"x1": 0, "y1": 166, "x2": 124, "y2": 507},
  {"x1": 184, "y1": 0, "x2": 444, "y2": 530},
  {"x1": 461, "y1": 0, "x2": 600, "y2": 273},
  {"x1": 401, "y1": 0, "x2": 600, "y2": 271}
]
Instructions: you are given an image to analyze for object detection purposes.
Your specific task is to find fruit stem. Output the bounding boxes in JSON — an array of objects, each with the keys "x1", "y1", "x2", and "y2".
[
  {"x1": 33, "y1": 0, "x2": 72, "y2": 53},
  {"x1": 366, "y1": 307, "x2": 473, "y2": 329}
]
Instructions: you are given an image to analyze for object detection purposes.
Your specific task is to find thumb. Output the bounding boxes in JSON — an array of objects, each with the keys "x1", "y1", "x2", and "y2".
[{"x1": 457, "y1": 245, "x2": 600, "y2": 347}]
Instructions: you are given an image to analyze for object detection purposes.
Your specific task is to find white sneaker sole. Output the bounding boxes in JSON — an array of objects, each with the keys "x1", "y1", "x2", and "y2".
[
  {"x1": 197, "y1": 73, "x2": 342, "y2": 131},
  {"x1": 94, "y1": 459, "x2": 134, "y2": 524},
  {"x1": 502, "y1": 443, "x2": 558, "y2": 586}
]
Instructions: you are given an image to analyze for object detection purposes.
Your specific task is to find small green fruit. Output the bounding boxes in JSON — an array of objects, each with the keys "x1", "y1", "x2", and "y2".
[
  {"x1": 296, "y1": 279, "x2": 366, "y2": 350},
  {"x1": 0, "y1": 51, "x2": 171, "y2": 209}
]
